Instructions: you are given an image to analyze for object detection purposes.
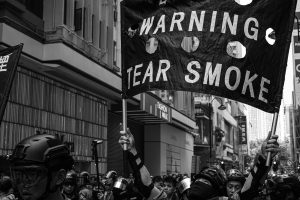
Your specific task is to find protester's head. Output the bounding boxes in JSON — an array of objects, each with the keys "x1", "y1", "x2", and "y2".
[
  {"x1": 63, "y1": 170, "x2": 77, "y2": 195},
  {"x1": 189, "y1": 165, "x2": 227, "y2": 200},
  {"x1": 153, "y1": 176, "x2": 164, "y2": 191},
  {"x1": 79, "y1": 171, "x2": 90, "y2": 187},
  {"x1": 163, "y1": 176, "x2": 177, "y2": 196},
  {"x1": 0, "y1": 176, "x2": 13, "y2": 195},
  {"x1": 177, "y1": 177, "x2": 191, "y2": 200},
  {"x1": 79, "y1": 187, "x2": 93, "y2": 200},
  {"x1": 268, "y1": 175, "x2": 300, "y2": 200},
  {"x1": 226, "y1": 169, "x2": 245, "y2": 199},
  {"x1": 9, "y1": 134, "x2": 74, "y2": 200},
  {"x1": 105, "y1": 170, "x2": 117, "y2": 186},
  {"x1": 113, "y1": 177, "x2": 129, "y2": 200}
]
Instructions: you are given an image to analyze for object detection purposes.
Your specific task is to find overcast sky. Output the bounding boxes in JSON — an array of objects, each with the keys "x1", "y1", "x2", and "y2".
[{"x1": 282, "y1": 44, "x2": 294, "y2": 106}]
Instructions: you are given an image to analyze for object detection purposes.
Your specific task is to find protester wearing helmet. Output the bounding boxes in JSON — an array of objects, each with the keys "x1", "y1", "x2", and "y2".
[
  {"x1": 226, "y1": 169, "x2": 245, "y2": 200},
  {"x1": 265, "y1": 175, "x2": 300, "y2": 200},
  {"x1": 112, "y1": 177, "x2": 129, "y2": 200},
  {"x1": 9, "y1": 134, "x2": 74, "y2": 200},
  {"x1": 62, "y1": 170, "x2": 79, "y2": 200},
  {"x1": 105, "y1": 170, "x2": 118, "y2": 188},
  {"x1": 189, "y1": 165, "x2": 227, "y2": 200},
  {"x1": 79, "y1": 171, "x2": 92, "y2": 190},
  {"x1": 177, "y1": 177, "x2": 191, "y2": 200}
]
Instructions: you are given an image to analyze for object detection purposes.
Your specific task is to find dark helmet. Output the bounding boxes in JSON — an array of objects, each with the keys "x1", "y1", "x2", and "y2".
[
  {"x1": 10, "y1": 134, "x2": 74, "y2": 171},
  {"x1": 196, "y1": 165, "x2": 227, "y2": 195},
  {"x1": 65, "y1": 170, "x2": 77, "y2": 184},
  {"x1": 106, "y1": 170, "x2": 117, "y2": 180},
  {"x1": 80, "y1": 171, "x2": 90, "y2": 178},
  {"x1": 226, "y1": 169, "x2": 246, "y2": 185}
]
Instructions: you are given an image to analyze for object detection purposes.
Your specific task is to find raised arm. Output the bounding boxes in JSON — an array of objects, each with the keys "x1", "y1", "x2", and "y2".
[
  {"x1": 119, "y1": 128, "x2": 166, "y2": 200},
  {"x1": 241, "y1": 133, "x2": 280, "y2": 200}
]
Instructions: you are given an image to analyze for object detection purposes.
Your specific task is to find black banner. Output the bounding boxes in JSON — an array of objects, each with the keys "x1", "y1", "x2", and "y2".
[
  {"x1": 121, "y1": 0, "x2": 296, "y2": 113},
  {"x1": 0, "y1": 44, "x2": 23, "y2": 125}
]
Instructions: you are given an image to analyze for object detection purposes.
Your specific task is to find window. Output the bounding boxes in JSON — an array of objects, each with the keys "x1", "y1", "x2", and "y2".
[
  {"x1": 113, "y1": 41, "x2": 117, "y2": 66},
  {"x1": 92, "y1": 15, "x2": 95, "y2": 43},
  {"x1": 74, "y1": 2, "x2": 82, "y2": 31},
  {"x1": 63, "y1": 0, "x2": 67, "y2": 25},
  {"x1": 1, "y1": 68, "x2": 108, "y2": 161},
  {"x1": 83, "y1": 7, "x2": 87, "y2": 38},
  {"x1": 106, "y1": 26, "x2": 109, "y2": 50},
  {"x1": 99, "y1": 21, "x2": 102, "y2": 48},
  {"x1": 224, "y1": 121, "x2": 231, "y2": 144},
  {"x1": 114, "y1": 10, "x2": 118, "y2": 25}
]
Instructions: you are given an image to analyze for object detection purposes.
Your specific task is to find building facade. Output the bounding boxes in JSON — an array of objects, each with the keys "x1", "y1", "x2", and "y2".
[
  {"x1": 0, "y1": 0, "x2": 196, "y2": 176},
  {"x1": 193, "y1": 93, "x2": 239, "y2": 172}
]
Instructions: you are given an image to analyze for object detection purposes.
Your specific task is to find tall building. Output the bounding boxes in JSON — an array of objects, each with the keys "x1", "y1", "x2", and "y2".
[
  {"x1": 291, "y1": 0, "x2": 300, "y2": 162},
  {"x1": 0, "y1": 0, "x2": 196, "y2": 176},
  {"x1": 193, "y1": 94, "x2": 239, "y2": 172},
  {"x1": 246, "y1": 105, "x2": 274, "y2": 141},
  {"x1": 285, "y1": 105, "x2": 296, "y2": 162}
]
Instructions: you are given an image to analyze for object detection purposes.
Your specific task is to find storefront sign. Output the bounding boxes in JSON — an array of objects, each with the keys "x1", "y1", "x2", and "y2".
[
  {"x1": 294, "y1": 36, "x2": 300, "y2": 54},
  {"x1": 241, "y1": 144, "x2": 248, "y2": 154},
  {"x1": 294, "y1": 12, "x2": 300, "y2": 30},
  {"x1": 140, "y1": 93, "x2": 171, "y2": 122},
  {"x1": 236, "y1": 116, "x2": 247, "y2": 145}
]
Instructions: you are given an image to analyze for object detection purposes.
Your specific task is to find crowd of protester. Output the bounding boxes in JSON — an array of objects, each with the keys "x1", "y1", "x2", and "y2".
[{"x1": 1, "y1": 131, "x2": 300, "y2": 200}]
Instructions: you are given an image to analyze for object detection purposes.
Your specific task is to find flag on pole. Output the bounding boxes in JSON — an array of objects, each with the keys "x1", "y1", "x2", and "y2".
[
  {"x1": 121, "y1": 0, "x2": 297, "y2": 113},
  {"x1": 0, "y1": 44, "x2": 23, "y2": 125}
]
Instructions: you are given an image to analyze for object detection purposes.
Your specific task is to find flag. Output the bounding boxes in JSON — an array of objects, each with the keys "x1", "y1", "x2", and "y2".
[
  {"x1": 121, "y1": 0, "x2": 297, "y2": 113},
  {"x1": 0, "y1": 44, "x2": 23, "y2": 125}
]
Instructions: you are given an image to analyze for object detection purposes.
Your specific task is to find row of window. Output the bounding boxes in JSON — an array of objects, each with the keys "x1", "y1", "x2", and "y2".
[{"x1": 0, "y1": 67, "x2": 108, "y2": 160}]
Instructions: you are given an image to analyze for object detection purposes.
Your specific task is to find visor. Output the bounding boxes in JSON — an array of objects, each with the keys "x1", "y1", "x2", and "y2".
[
  {"x1": 10, "y1": 165, "x2": 48, "y2": 187},
  {"x1": 113, "y1": 178, "x2": 128, "y2": 191}
]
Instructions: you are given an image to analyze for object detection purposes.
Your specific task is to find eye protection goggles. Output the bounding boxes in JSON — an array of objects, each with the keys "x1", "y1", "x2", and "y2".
[{"x1": 10, "y1": 165, "x2": 48, "y2": 187}]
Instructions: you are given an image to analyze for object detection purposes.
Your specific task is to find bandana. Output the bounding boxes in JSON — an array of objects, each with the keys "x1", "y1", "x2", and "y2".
[{"x1": 189, "y1": 179, "x2": 218, "y2": 200}]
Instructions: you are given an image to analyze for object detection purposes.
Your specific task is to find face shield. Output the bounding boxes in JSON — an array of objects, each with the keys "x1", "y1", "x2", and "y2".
[{"x1": 10, "y1": 165, "x2": 48, "y2": 187}]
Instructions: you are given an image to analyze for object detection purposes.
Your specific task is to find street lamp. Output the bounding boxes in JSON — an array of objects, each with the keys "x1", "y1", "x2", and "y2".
[
  {"x1": 209, "y1": 96, "x2": 227, "y2": 165},
  {"x1": 92, "y1": 139, "x2": 103, "y2": 191}
]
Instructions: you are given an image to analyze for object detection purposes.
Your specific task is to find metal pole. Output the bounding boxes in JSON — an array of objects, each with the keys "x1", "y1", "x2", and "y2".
[
  {"x1": 122, "y1": 98, "x2": 128, "y2": 150},
  {"x1": 209, "y1": 103, "x2": 212, "y2": 165},
  {"x1": 122, "y1": 98, "x2": 128, "y2": 176},
  {"x1": 266, "y1": 112, "x2": 279, "y2": 167},
  {"x1": 292, "y1": 107, "x2": 297, "y2": 170},
  {"x1": 93, "y1": 142, "x2": 101, "y2": 191}
]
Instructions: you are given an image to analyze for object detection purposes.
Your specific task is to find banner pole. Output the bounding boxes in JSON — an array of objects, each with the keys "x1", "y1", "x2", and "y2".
[
  {"x1": 122, "y1": 98, "x2": 128, "y2": 150},
  {"x1": 266, "y1": 112, "x2": 279, "y2": 167}
]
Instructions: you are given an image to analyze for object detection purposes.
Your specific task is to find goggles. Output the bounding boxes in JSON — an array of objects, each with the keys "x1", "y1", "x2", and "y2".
[
  {"x1": 10, "y1": 165, "x2": 48, "y2": 187},
  {"x1": 64, "y1": 181, "x2": 76, "y2": 186}
]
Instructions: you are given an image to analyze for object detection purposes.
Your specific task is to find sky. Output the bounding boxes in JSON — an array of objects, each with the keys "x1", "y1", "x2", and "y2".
[{"x1": 282, "y1": 44, "x2": 294, "y2": 105}]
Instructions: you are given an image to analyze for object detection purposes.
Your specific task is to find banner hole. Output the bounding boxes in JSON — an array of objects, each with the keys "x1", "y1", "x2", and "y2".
[
  {"x1": 181, "y1": 36, "x2": 200, "y2": 53},
  {"x1": 146, "y1": 37, "x2": 159, "y2": 54},
  {"x1": 127, "y1": 24, "x2": 139, "y2": 38},
  {"x1": 265, "y1": 28, "x2": 276, "y2": 45},
  {"x1": 234, "y1": 0, "x2": 252, "y2": 5},
  {"x1": 226, "y1": 41, "x2": 246, "y2": 59}
]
